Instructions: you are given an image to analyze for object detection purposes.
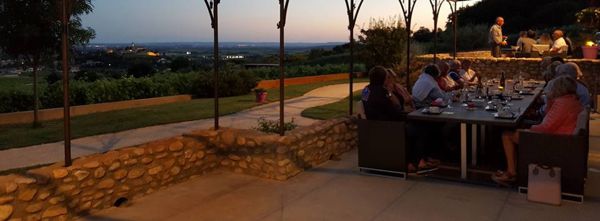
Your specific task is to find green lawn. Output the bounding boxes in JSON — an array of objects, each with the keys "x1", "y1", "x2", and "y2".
[
  {"x1": 0, "y1": 76, "x2": 44, "y2": 93},
  {"x1": 301, "y1": 91, "x2": 362, "y2": 120},
  {"x1": 0, "y1": 79, "x2": 365, "y2": 150}
]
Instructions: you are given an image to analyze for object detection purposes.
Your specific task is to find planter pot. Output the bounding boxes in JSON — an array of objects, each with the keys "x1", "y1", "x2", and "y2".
[
  {"x1": 255, "y1": 92, "x2": 268, "y2": 103},
  {"x1": 581, "y1": 46, "x2": 598, "y2": 59}
]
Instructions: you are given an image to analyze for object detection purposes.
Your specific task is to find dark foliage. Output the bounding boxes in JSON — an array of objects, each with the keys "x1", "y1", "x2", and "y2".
[
  {"x1": 452, "y1": 0, "x2": 587, "y2": 34},
  {"x1": 127, "y1": 62, "x2": 156, "y2": 78}
]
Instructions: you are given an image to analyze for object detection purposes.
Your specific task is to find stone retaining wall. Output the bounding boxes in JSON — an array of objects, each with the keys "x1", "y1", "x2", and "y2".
[
  {"x1": 0, "y1": 118, "x2": 357, "y2": 221},
  {"x1": 189, "y1": 118, "x2": 358, "y2": 181}
]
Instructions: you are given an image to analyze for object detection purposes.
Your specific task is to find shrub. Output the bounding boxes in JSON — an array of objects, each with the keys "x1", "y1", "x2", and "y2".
[
  {"x1": 0, "y1": 90, "x2": 34, "y2": 113},
  {"x1": 127, "y1": 62, "x2": 155, "y2": 78},
  {"x1": 249, "y1": 63, "x2": 365, "y2": 80},
  {"x1": 193, "y1": 69, "x2": 258, "y2": 98},
  {"x1": 254, "y1": 117, "x2": 297, "y2": 134},
  {"x1": 170, "y1": 57, "x2": 192, "y2": 72}
]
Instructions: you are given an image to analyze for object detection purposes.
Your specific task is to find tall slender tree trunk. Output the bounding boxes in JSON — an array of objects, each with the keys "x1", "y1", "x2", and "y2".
[
  {"x1": 349, "y1": 28, "x2": 354, "y2": 115},
  {"x1": 32, "y1": 55, "x2": 40, "y2": 128},
  {"x1": 433, "y1": 16, "x2": 438, "y2": 63}
]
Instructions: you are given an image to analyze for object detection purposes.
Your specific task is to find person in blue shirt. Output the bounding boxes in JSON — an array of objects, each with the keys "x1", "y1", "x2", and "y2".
[
  {"x1": 412, "y1": 64, "x2": 450, "y2": 109},
  {"x1": 447, "y1": 60, "x2": 465, "y2": 89}
]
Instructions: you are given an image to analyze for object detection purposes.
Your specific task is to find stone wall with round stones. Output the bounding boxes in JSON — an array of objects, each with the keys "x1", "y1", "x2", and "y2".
[
  {"x1": 186, "y1": 118, "x2": 358, "y2": 181},
  {"x1": 0, "y1": 118, "x2": 357, "y2": 221}
]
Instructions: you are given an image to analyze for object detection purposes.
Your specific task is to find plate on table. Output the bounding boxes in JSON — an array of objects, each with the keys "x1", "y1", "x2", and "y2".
[
  {"x1": 519, "y1": 90, "x2": 534, "y2": 95},
  {"x1": 494, "y1": 112, "x2": 517, "y2": 119},
  {"x1": 511, "y1": 95, "x2": 525, "y2": 100},
  {"x1": 485, "y1": 105, "x2": 497, "y2": 112},
  {"x1": 421, "y1": 108, "x2": 443, "y2": 115}
]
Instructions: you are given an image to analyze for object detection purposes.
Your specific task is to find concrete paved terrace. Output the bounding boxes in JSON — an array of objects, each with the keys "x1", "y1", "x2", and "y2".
[{"x1": 80, "y1": 140, "x2": 600, "y2": 221}]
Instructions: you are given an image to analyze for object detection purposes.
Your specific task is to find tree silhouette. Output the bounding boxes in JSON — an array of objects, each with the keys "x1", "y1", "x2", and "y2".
[
  {"x1": 345, "y1": 0, "x2": 365, "y2": 115},
  {"x1": 203, "y1": 0, "x2": 221, "y2": 130},
  {"x1": 0, "y1": 0, "x2": 94, "y2": 127},
  {"x1": 398, "y1": 0, "x2": 417, "y2": 86},
  {"x1": 429, "y1": 0, "x2": 446, "y2": 62},
  {"x1": 277, "y1": 0, "x2": 290, "y2": 136}
]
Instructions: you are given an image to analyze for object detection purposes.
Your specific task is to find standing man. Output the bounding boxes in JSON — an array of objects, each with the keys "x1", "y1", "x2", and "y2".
[{"x1": 489, "y1": 17, "x2": 507, "y2": 57}]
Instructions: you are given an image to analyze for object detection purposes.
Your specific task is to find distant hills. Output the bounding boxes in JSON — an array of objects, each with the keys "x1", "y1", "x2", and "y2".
[{"x1": 84, "y1": 42, "x2": 345, "y2": 50}]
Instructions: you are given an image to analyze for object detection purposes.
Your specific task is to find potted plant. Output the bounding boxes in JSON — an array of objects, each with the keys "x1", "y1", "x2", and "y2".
[
  {"x1": 254, "y1": 88, "x2": 268, "y2": 103},
  {"x1": 576, "y1": 7, "x2": 600, "y2": 59}
]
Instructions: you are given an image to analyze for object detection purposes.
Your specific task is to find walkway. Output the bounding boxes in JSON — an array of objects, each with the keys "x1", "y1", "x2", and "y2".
[
  {"x1": 0, "y1": 83, "x2": 368, "y2": 171},
  {"x1": 80, "y1": 147, "x2": 600, "y2": 221}
]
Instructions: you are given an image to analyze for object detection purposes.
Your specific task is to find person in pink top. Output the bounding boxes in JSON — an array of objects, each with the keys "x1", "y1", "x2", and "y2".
[{"x1": 492, "y1": 76, "x2": 583, "y2": 185}]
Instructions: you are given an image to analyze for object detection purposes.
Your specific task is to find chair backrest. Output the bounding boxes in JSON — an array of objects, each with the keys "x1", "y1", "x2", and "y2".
[{"x1": 574, "y1": 109, "x2": 589, "y2": 136}]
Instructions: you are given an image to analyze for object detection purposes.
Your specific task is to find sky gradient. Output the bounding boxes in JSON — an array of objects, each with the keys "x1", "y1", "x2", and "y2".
[{"x1": 82, "y1": 0, "x2": 482, "y2": 43}]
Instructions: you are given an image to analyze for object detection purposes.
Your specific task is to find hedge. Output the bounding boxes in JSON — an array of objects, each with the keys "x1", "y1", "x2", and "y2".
[{"x1": 1, "y1": 71, "x2": 258, "y2": 113}]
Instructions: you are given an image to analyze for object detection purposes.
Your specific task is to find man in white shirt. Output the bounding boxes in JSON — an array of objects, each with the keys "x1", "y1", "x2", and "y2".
[{"x1": 550, "y1": 30, "x2": 568, "y2": 54}]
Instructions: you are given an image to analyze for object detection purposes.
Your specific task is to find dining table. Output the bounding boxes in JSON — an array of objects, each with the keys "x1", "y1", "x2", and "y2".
[{"x1": 407, "y1": 81, "x2": 544, "y2": 180}]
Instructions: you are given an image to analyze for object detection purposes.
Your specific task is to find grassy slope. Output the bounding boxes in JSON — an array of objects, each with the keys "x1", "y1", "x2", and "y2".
[
  {"x1": 301, "y1": 91, "x2": 362, "y2": 120},
  {"x1": 0, "y1": 79, "x2": 364, "y2": 150}
]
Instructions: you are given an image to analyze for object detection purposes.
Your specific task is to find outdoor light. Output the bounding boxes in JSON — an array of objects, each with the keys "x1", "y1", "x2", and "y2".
[{"x1": 585, "y1": 41, "x2": 596, "y2": 47}]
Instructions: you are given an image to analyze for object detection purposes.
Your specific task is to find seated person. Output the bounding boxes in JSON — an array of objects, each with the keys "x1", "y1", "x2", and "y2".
[
  {"x1": 539, "y1": 61, "x2": 581, "y2": 116},
  {"x1": 492, "y1": 76, "x2": 583, "y2": 185},
  {"x1": 435, "y1": 61, "x2": 460, "y2": 92},
  {"x1": 361, "y1": 66, "x2": 405, "y2": 121},
  {"x1": 556, "y1": 62, "x2": 591, "y2": 108},
  {"x1": 517, "y1": 30, "x2": 537, "y2": 54},
  {"x1": 516, "y1": 31, "x2": 527, "y2": 48},
  {"x1": 412, "y1": 64, "x2": 449, "y2": 109},
  {"x1": 386, "y1": 69, "x2": 415, "y2": 113},
  {"x1": 549, "y1": 30, "x2": 568, "y2": 54},
  {"x1": 459, "y1": 60, "x2": 480, "y2": 86},
  {"x1": 447, "y1": 60, "x2": 465, "y2": 88},
  {"x1": 537, "y1": 33, "x2": 553, "y2": 46}
]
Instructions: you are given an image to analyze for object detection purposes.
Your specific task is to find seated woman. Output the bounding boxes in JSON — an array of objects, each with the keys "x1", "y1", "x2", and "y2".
[
  {"x1": 459, "y1": 60, "x2": 480, "y2": 86},
  {"x1": 492, "y1": 76, "x2": 583, "y2": 186},
  {"x1": 540, "y1": 62, "x2": 592, "y2": 115},
  {"x1": 447, "y1": 60, "x2": 465, "y2": 88},
  {"x1": 557, "y1": 62, "x2": 591, "y2": 108},
  {"x1": 361, "y1": 66, "x2": 405, "y2": 121},
  {"x1": 435, "y1": 61, "x2": 460, "y2": 92},
  {"x1": 537, "y1": 33, "x2": 553, "y2": 46}
]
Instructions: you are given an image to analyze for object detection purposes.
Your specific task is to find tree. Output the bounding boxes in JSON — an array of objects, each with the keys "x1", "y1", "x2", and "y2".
[
  {"x1": 170, "y1": 57, "x2": 191, "y2": 72},
  {"x1": 128, "y1": 62, "x2": 155, "y2": 78},
  {"x1": 451, "y1": 0, "x2": 587, "y2": 34},
  {"x1": 413, "y1": 27, "x2": 435, "y2": 42},
  {"x1": 0, "y1": 0, "x2": 95, "y2": 126},
  {"x1": 358, "y1": 18, "x2": 408, "y2": 71}
]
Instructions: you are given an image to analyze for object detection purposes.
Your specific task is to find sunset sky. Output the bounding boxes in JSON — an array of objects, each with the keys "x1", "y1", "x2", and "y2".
[{"x1": 82, "y1": 0, "x2": 482, "y2": 43}]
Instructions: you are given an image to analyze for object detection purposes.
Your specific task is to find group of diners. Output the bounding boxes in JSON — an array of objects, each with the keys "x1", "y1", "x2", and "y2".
[
  {"x1": 515, "y1": 29, "x2": 572, "y2": 55},
  {"x1": 489, "y1": 16, "x2": 572, "y2": 57},
  {"x1": 361, "y1": 57, "x2": 591, "y2": 185}
]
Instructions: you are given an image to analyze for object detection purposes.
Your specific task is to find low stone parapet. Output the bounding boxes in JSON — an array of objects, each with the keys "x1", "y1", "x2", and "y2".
[
  {"x1": 0, "y1": 118, "x2": 358, "y2": 220},
  {"x1": 186, "y1": 118, "x2": 358, "y2": 181}
]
